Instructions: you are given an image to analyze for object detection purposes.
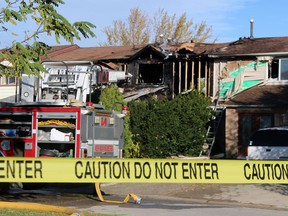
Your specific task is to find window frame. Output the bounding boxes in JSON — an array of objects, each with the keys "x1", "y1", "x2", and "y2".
[
  {"x1": 0, "y1": 76, "x2": 16, "y2": 85},
  {"x1": 279, "y1": 58, "x2": 288, "y2": 80}
]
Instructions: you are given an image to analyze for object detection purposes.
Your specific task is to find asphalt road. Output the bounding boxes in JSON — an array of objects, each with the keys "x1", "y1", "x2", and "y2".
[{"x1": 1, "y1": 183, "x2": 288, "y2": 216}]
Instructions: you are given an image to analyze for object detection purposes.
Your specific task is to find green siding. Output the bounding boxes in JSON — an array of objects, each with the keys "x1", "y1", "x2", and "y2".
[{"x1": 219, "y1": 61, "x2": 266, "y2": 98}]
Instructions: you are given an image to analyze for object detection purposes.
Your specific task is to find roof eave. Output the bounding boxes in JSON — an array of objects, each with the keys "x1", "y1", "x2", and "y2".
[
  {"x1": 224, "y1": 104, "x2": 288, "y2": 108},
  {"x1": 208, "y1": 52, "x2": 288, "y2": 58}
]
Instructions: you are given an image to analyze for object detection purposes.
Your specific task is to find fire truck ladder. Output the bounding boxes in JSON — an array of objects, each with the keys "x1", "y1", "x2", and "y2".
[
  {"x1": 200, "y1": 102, "x2": 225, "y2": 158},
  {"x1": 40, "y1": 65, "x2": 94, "y2": 103}
]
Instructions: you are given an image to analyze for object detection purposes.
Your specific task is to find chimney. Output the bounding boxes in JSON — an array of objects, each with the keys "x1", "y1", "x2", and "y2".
[{"x1": 250, "y1": 19, "x2": 254, "y2": 39}]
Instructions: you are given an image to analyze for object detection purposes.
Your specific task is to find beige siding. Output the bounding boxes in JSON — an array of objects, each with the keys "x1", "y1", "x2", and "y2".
[
  {"x1": 0, "y1": 86, "x2": 17, "y2": 101},
  {"x1": 219, "y1": 60, "x2": 268, "y2": 98},
  {"x1": 213, "y1": 60, "x2": 227, "y2": 99}
]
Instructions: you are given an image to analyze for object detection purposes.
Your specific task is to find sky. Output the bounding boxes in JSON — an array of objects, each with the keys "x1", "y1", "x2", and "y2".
[{"x1": 1, "y1": 0, "x2": 288, "y2": 48}]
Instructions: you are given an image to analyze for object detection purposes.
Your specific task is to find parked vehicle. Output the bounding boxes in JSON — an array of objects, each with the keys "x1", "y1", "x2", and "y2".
[{"x1": 247, "y1": 127, "x2": 288, "y2": 160}]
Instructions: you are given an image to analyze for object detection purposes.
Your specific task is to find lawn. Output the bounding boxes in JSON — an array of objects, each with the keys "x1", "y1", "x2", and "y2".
[{"x1": 0, "y1": 208, "x2": 120, "y2": 216}]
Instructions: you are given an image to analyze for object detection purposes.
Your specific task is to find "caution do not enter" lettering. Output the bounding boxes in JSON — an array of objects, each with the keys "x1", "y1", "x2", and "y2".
[{"x1": 74, "y1": 161, "x2": 220, "y2": 181}]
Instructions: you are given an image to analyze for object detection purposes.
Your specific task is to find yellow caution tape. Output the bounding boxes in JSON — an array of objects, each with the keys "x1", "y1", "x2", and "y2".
[
  {"x1": 1, "y1": 157, "x2": 288, "y2": 184},
  {"x1": 95, "y1": 182, "x2": 141, "y2": 204}
]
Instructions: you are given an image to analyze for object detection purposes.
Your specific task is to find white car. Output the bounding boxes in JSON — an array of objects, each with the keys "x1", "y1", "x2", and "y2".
[{"x1": 247, "y1": 127, "x2": 288, "y2": 160}]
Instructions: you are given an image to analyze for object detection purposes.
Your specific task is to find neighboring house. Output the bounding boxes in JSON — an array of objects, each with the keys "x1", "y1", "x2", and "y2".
[
  {"x1": 0, "y1": 75, "x2": 17, "y2": 102},
  {"x1": 0, "y1": 59, "x2": 18, "y2": 102}
]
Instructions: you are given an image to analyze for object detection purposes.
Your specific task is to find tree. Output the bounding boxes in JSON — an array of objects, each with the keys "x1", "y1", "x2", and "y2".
[
  {"x1": 102, "y1": 8, "x2": 149, "y2": 46},
  {"x1": 101, "y1": 84, "x2": 124, "y2": 110},
  {"x1": 153, "y1": 9, "x2": 212, "y2": 43},
  {"x1": 101, "y1": 84, "x2": 139, "y2": 158},
  {"x1": 0, "y1": 0, "x2": 96, "y2": 77},
  {"x1": 102, "y1": 7, "x2": 213, "y2": 46}
]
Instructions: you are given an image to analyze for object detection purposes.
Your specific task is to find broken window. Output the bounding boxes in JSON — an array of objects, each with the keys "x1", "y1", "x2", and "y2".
[{"x1": 138, "y1": 63, "x2": 163, "y2": 84}]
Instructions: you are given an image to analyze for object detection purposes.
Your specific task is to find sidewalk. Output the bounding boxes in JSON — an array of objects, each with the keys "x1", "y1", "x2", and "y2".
[{"x1": 100, "y1": 183, "x2": 288, "y2": 210}]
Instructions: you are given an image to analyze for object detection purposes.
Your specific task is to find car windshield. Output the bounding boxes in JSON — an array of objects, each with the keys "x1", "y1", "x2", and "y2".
[{"x1": 251, "y1": 129, "x2": 288, "y2": 146}]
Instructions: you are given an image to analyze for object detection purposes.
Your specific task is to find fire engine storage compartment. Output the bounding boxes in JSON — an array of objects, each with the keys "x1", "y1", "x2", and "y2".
[
  {"x1": 0, "y1": 105, "x2": 124, "y2": 158},
  {"x1": 81, "y1": 109, "x2": 124, "y2": 158},
  {"x1": 0, "y1": 106, "x2": 81, "y2": 158},
  {"x1": 37, "y1": 109, "x2": 80, "y2": 158},
  {"x1": 0, "y1": 110, "x2": 33, "y2": 157}
]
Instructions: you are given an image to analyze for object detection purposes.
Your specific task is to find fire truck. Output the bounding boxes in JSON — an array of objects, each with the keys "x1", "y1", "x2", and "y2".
[{"x1": 0, "y1": 61, "x2": 130, "y2": 160}]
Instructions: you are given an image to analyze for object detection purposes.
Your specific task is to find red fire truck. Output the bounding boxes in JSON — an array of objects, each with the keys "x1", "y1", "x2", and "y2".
[
  {"x1": 0, "y1": 61, "x2": 132, "y2": 193},
  {"x1": 0, "y1": 61, "x2": 129, "y2": 159}
]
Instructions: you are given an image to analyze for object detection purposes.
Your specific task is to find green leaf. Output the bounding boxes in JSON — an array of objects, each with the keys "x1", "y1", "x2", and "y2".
[{"x1": 1, "y1": 0, "x2": 96, "y2": 78}]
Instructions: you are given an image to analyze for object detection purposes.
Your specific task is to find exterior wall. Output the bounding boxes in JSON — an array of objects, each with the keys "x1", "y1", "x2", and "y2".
[
  {"x1": 127, "y1": 62, "x2": 138, "y2": 84},
  {"x1": 218, "y1": 59, "x2": 267, "y2": 99},
  {"x1": 225, "y1": 108, "x2": 239, "y2": 158},
  {"x1": 224, "y1": 107, "x2": 288, "y2": 158},
  {"x1": 212, "y1": 60, "x2": 227, "y2": 99},
  {"x1": 163, "y1": 62, "x2": 174, "y2": 98},
  {"x1": 0, "y1": 85, "x2": 17, "y2": 102}
]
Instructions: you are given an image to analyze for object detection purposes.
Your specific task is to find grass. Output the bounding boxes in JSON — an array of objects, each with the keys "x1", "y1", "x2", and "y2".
[{"x1": 0, "y1": 208, "x2": 121, "y2": 216}]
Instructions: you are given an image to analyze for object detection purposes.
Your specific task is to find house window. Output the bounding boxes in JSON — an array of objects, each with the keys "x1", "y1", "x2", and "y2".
[
  {"x1": 0, "y1": 76, "x2": 16, "y2": 85},
  {"x1": 279, "y1": 59, "x2": 288, "y2": 80},
  {"x1": 259, "y1": 115, "x2": 273, "y2": 128},
  {"x1": 272, "y1": 58, "x2": 288, "y2": 80},
  {"x1": 138, "y1": 63, "x2": 163, "y2": 84}
]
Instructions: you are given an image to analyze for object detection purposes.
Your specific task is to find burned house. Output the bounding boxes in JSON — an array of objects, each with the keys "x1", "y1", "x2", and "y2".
[
  {"x1": 155, "y1": 36, "x2": 288, "y2": 158},
  {"x1": 2, "y1": 36, "x2": 288, "y2": 159}
]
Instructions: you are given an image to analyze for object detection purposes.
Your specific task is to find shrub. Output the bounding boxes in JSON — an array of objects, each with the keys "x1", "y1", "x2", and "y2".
[{"x1": 128, "y1": 90, "x2": 211, "y2": 158}]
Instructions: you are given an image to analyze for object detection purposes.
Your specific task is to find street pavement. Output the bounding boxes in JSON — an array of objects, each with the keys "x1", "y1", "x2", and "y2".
[
  {"x1": 3, "y1": 182, "x2": 288, "y2": 215},
  {"x1": 97, "y1": 183, "x2": 288, "y2": 210}
]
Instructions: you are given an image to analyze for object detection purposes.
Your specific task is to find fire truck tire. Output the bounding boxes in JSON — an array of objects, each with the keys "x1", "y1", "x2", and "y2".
[
  {"x1": 22, "y1": 183, "x2": 46, "y2": 190},
  {"x1": 0, "y1": 183, "x2": 9, "y2": 194}
]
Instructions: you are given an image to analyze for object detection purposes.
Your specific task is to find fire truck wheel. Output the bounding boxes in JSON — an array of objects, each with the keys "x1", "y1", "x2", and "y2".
[
  {"x1": 0, "y1": 183, "x2": 9, "y2": 194},
  {"x1": 22, "y1": 183, "x2": 46, "y2": 190}
]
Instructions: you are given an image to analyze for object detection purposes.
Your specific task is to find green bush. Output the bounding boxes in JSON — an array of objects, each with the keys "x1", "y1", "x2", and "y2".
[{"x1": 128, "y1": 90, "x2": 211, "y2": 158}]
